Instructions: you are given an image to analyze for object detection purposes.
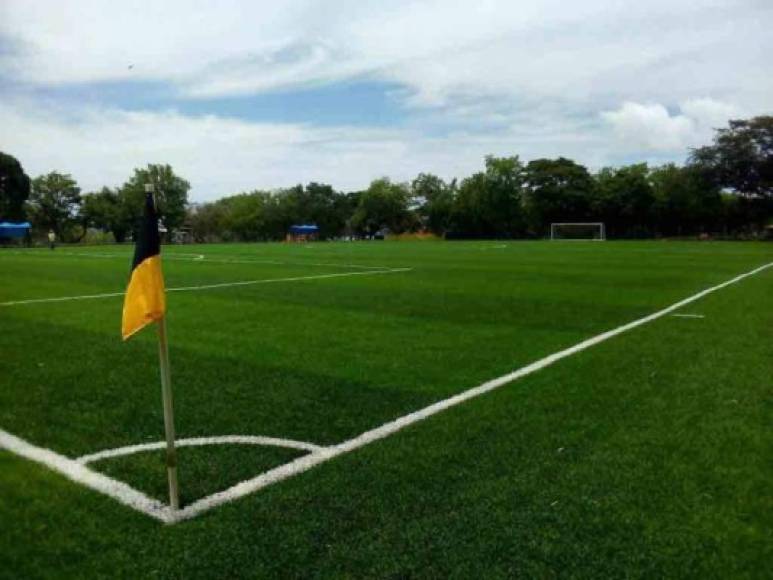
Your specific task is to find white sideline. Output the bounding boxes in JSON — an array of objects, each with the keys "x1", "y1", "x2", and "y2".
[
  {"x1": 1, "y1": 261, "x2": 770, "y2": 523},
  {"x1": 0, "y1": 428, "x2": 175, "y2": 523},
  {"x1": 8, "y1": 250, "x2": 393, "y2": 271},
  {"x1": 76, "y1": 435, "x2": 324, "y2": 464},
  {"x1": 671, "y1": 313, "x2": 705, "y2": 319},
  {"x1": 171, "y1": 260, "x2": 773, "y2": 522},
  {"x1": 0, "y1": 268, "x2": 412, "y2": 306}
]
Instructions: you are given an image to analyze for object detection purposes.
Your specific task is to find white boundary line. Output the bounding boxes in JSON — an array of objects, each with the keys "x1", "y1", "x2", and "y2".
[
  {"x1": 4, "y1": 249, "x2": 394, "y2": 271},
  {"x1": 0, "y1": 268, "x2": 412, "y2": 307},
  {"x1": 0, "y1": 261, "x2": 770, "y2": 523},
  {"x1": 76, "y1": 435, "x2": 324, "y2": 464},
  {"x1": 0, "y1": 428, "x2": 174, "y2": 523},
  {"x1": 671, "y1": 313, "x2": 705, "y2": 319},
  {"x1": 172, "y1": 260, "x2": 773, "y2": 522}
]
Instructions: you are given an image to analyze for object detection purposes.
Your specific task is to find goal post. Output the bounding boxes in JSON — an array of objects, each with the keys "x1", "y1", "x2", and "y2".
[{"x1": 550, "y1": 222, "x2": 606, "y2": 241}]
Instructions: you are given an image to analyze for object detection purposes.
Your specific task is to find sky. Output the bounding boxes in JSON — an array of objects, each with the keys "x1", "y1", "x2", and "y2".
[{"x1": 1, "y1": 1, "x2": 771, "y2": 202}]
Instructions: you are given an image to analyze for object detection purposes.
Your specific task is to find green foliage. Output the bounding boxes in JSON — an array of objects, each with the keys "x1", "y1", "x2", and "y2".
[
  {"x1": 593, "y1": 163, "x2": 655, "y2": 237},
  {"x1": 187, "y1": 183, "x2": 353, "y2": 242},
  {"x1": 282, "y1": 182, "x2": 347, "y2": 238},
  {"x1": 690, "y1": 115, "x2": 773, "y2": 199},
  {"x1": 649, "y1": 164, "x2": 722, "y2": 236},
  {"x1": 5, "y1": 116, "x2": 772, "y2": 242},
  {"x1": 412, "y1": 173, "x2": 456, "y2": 236},
  {"x1": 80, "y1": 187, "x2": 133, "y2": 243},
  {"x1": 28, "y1": 171, "x2": 82, "y2": 239},
  {"x1": 351, "y1": 178, "x2": 414, "y2": 235},
  {"x1": 524, "y1": 157, "x2": 595, "y2": 235},
  {"x1": 450, "y1": 156, "x2": 526, "y2": 238},
  {"x1": 0, "y1": 152, "x2": 31, "y2": 222},
  {"x1": 120, "y1": 164, "x2": 190, "y2": 233}
]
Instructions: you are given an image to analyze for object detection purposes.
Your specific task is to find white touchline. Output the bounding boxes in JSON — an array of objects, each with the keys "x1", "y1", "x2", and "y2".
[
  {"x1": 0, "y1": 268, "x2": 413, "y2": 307},
  {"x1": 671, "y1": 313, "x2": 705, "y2": 319},
  {"x1": 0, "y1": 261, "x2": 770, "y2": 524},
  {"x1": 76, "y1": 435, "x2": 324, "y2": 464},
  {"x1": 7, "y1": 249, "x2": 394, "y2": 271}
]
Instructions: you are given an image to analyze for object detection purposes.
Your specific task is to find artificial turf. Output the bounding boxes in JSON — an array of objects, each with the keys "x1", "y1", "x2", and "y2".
[{"x1": 0, "y1": 240, "x2": 771, "y2": 578}]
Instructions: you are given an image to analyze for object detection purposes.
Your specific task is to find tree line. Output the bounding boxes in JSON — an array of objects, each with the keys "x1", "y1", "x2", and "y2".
[{"x1": 1, "y1": 116, "x2": 771, "y2": 243}]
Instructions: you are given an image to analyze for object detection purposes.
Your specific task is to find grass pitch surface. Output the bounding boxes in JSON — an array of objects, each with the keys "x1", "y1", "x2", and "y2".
[{"x1": 1, "y1": 241, "x2": 771, "y2": 578}]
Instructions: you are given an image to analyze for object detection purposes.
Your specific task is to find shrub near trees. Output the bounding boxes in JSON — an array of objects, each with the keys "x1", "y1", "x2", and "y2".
[{"x1": 2, "y1": 115, "x2": 771, "y2": 243}]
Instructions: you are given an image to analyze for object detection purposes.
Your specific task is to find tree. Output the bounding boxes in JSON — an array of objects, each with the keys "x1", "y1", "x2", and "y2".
[
  {"x1": 649, "y1": 164, "x2": 721, "y2": 236},
  {"x1": 187, "y1": 202, "x2": 227, "y2": 243},
  {"x1": 80, "y1": 187, "x2": 133, "y2": 242},
  {"x1": 121, "y1": 164, "x2": 190, "y2": 234},
  {"x1": 523, "y1": 157, "x2": 595, "y2": 235},
  {"x1": 593, "y1": 164, "x2": 655, "y2": 237},
  {"x1": 223, "y1": 191, "x2": 275, "y2": 241},
  {"x1": 0, "y1": 152, "x2": 31, "y2": 222},
  {"x1": 480, "y1": 155, "x2": 527, "y2": 237},
  {"x1": 689, "y1": 116, "x2": 773, "y2": 199},
  {"x1": 451, "y1": 172, "x2": 487, "y2": 237},
  {"x1": 351, "y1": 178, "x2": 412, "y2": 235},
  {"x1": 28, "y1": 172, "x2": 82, "y2": 238},
  {"x1": 275, "y1": 182, "x2": 346, "y2": 239},
  {"x1": 412, "y1": 173, "x2": 456, "y2": 235},
  {"x1": 450, "y1": 156, "x2": 526, "y2": 238}
]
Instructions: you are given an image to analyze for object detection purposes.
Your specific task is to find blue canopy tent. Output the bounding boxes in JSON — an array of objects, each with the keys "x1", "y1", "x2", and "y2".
[
  {"x1": 0, "y1": 221, "x2": 31, "y2": 239},
  {"x1": 289, "y1": 224, "x2": 319, "y2": 235},
  {"x1": 287, "y1": 224, "x2": 319, "y2": 242}
]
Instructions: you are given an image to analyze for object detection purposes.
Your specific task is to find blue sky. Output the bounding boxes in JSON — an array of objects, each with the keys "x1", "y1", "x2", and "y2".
[{"x1": 1, "y1": 0, "x2": 770, "y2": 201}]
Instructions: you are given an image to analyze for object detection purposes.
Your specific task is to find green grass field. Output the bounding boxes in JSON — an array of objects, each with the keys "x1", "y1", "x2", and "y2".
[{"x1": 1, "y1": 240, "x2": 771, "y2": 578}]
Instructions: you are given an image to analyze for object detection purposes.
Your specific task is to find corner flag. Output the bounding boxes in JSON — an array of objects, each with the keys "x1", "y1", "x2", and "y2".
[
  {"x1": 121, "y1": 185, "x2": 180, "y2": 510},
  {"x1": 122, "y1": 191, "x2": 166, "y2": 340}
]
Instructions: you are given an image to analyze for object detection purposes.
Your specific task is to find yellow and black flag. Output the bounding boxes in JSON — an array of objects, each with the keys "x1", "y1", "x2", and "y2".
[{"x1": 121, "y1": 192, "x2": 166, "y2": 339}]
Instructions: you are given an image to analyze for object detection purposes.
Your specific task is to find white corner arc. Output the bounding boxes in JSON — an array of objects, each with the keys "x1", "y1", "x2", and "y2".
[{"x1": 76, "y1": 435, "x2": 324, "y2": 465}]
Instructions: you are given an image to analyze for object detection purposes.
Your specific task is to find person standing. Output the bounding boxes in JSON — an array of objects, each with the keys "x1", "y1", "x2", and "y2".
[{"x1": 48, "y1": 229, "x2": 56, "y2": 250}]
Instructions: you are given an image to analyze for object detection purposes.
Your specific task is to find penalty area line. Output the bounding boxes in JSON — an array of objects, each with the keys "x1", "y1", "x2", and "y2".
[{"x1": 0, "y1": 268, "x2": 413, "y2": 307}]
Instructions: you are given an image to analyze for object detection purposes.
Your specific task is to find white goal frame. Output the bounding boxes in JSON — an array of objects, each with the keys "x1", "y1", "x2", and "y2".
[{"x1": 550, "y1": 222, "x2": 606, "y2": 241}]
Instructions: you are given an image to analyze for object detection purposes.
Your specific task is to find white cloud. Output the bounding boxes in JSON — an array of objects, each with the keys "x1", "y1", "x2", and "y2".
[
  {"x1": 2, "y1": 0, "x2": 771, "y2": 111},
  {"x1": 0, "y1": 99, "x2": 614, "y2": 201},
  {"x1": 602, "y1": 102, "x2": 696, "y2": 151},
  {"x1": 601, "y1": 98, "x2": 745, "y2": 153},
  {"x1": 680, "y1": 98, "x2": 743, "y2": 129},
  {"x1": 1, "y1": 1, "x2": 770, "y2": 195}
]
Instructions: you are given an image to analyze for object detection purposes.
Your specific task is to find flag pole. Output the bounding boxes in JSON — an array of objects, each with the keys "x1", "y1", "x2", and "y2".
[
  {"x1": 157, "y1": 314, "x2": 180, "y2": 510},
  {"x1": 146, "y1": 182, "x2": 179, "y2": 511}
]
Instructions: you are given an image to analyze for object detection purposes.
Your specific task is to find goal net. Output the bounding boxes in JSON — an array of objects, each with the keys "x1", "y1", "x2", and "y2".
[{"x1": 550, "y1": 223, "x2": 606, "y2": 241}]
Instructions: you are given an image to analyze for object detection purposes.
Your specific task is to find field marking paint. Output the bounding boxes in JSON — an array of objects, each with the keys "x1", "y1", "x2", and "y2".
[
  {"x1": 6, "y1": 249, "x2": 393, "y2": 271},
  {"x1": 0, "y1": 428, "x2": 175, "y2": 523},
  {"x1": 0, "y1": 268, "x2": 412, "y2": 307},
  {"x1": 170, "y1": 260, "x2": 773, "y2": 522},
  {"x1": 671, "y1": 313, "x2": 705, "y2": 319},
  {"x1": 1, "y1": 261, "x2": 770, "y2": 523},
  {"x1": 76, "y1": 435, "x2": 324, "y2": 464}
]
